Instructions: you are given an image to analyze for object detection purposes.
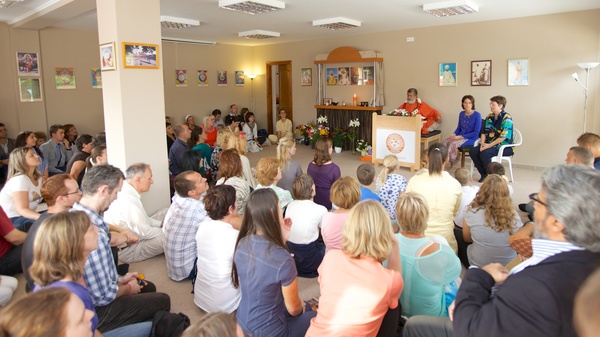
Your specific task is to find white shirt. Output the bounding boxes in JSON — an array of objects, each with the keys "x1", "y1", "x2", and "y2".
[
  {"x1": 194, "y1": 219, "x2": 241, "y2": 313},
  {"x1": 454, "y1": 185, "x2": 479, "y2": 228},
  {"x1": 0, "y1": 174, "x2": 42, "y2": 218},
  {"x1": 286, "y1": 199, "x2": 328, "y2": 244},
  {"x1": 103, "y1": 181, "x2": 163, "y2": 240}
]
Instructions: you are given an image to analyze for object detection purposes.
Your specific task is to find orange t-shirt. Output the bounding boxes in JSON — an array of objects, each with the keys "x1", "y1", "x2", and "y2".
[
  {"x1": 397, "y1": 101, "x2": 441, "y2": 134},
  {"x1": 203, "y1": 126, "x2": 217, "y2": 147},
  {"x1": 305, "y1": 250, "x2": 404, "y2": 337}
]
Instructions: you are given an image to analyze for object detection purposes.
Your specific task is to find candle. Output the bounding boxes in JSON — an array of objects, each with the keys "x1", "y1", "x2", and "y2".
[{"x1": 353, "y1": 94, "x2": 357, "y2": 106}]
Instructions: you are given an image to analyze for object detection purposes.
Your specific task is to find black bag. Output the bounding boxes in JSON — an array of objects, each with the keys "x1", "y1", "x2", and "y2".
[{"x1": 152, "y1": 310, "x2": 191, "y2": 337}]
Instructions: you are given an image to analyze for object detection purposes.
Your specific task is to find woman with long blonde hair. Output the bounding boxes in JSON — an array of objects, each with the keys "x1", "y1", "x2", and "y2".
[
  {"x1": 376, "y1": 155, "x2": 407, "y2": 220},
  {"x1": 276, "y1": 137, "x2": 302, "y2": 193},
  {"x1": 224, "y1": 132, "x2": 256, "y2": 188},
  {"x1": 463, "y1": 174, "x2": 523, "y2": 267}
]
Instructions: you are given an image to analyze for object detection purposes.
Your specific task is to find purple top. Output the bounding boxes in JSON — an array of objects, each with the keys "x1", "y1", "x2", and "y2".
[
  {"x1": 453, "y1": 110, "x2": 482, "y2": 147},
  {"x1": 307, "y1": 162, "x2": 341, "y2": 210}
]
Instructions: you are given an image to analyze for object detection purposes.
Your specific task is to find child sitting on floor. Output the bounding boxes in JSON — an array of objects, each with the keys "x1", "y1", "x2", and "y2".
[{"x1": 356, "y1": 163, "x2": 381, "y2": 202}]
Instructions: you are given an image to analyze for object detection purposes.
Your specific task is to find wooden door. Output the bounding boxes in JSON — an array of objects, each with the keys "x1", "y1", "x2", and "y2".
[{"x1": 266, "y1": 61, "x2": 293, "y2": 134}]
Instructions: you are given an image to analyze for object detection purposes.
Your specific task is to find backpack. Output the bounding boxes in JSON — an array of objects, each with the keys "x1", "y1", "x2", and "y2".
[{"x1": 151, "y1": 310, "x2": 191, "y2": 337}]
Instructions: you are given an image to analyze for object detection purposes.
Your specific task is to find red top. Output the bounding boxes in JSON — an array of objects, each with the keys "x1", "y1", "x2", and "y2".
[
  {"x1": 0, "y1": 206, "x2": 16, "y2": 258},
  {"x1": 203, "y1": 126, "x2": 217, "y2": 147}
]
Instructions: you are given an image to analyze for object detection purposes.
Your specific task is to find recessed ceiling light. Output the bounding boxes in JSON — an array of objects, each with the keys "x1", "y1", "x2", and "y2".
[
  {"x1": 423, "y1": 0, "x2": 479, "y2": 17},
  {"x1": 219, "y1": 0, "x2": 285, "y2": 15},
  {"x1": 238, "y1": 29, "x2": 281, "y2": 39},
  {"x1": 160, "y1": 16, "x2": 200, "y2": 29},
  {"x1": 312, "y1": 17, "x2": 361, "y2": 30}
]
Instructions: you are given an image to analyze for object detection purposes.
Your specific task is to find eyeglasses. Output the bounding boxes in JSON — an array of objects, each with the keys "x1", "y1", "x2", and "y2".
[
  {"x1": 529, "y1": 193, "x2": 547, "y2": 207},
  {"x1": 62, "y1": 190, "x2": 82, "y2": 197}
]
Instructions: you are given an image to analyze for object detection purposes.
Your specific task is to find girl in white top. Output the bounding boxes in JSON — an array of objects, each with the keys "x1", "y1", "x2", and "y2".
[
  {"x1": 406, "y1": 143, "x2": 462, "y2": 253},
  {"x1": 0, "y1": 147, "x2": 42, "y2": 228}
]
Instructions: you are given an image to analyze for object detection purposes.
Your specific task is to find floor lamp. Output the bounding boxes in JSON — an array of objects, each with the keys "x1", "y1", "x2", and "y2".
[
  {"x1": 248, "y1": 74, "x2": 257, "y2": 111},
  {"x1": 571, "y1": 62, "x2": 599, "y2": 132}
]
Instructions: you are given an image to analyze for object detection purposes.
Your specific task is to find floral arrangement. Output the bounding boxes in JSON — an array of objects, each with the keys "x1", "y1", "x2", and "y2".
[
  {"x1": 295, "y1": 123, "x2": 314, "y2": 138},
  {"x1": 387, "y1": 98, "x2": 422, "y2": 117},
  {"x1": 310, "y1": 124, "x2": 330, "y2": 144},
  {"x1": 331, "y1": 128, "x2": 347, "y2": 148},
  {"x1": 356, "y1": 139, "x2": 372, "y2": 156},
  {"x1": 347, "y1": 118, "x2": 360, "y2": 149}
]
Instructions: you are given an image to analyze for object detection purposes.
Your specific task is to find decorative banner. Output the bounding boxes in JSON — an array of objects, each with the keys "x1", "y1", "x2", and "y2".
[
  {"x1": 235, "y1": 71, "x2": 245, "y2": 86},
  {"x1": 217, "y1": 70, "x2": 227, "y2": 86},
  {"x1": 19, "y1": 78, "x2": 43, "y2": 102},
  {"x1": 175, "y1": 70, "x2": 187, "y2": 87},
  {"x1": 55, "y1": 67, "x2": 76, "y2": 89},
  {"x1": 91, "y1": 68, "x2": 102, "y2": 89},
  {"x1": 16, "y1": 52, "x2": 40, "y2": 76},
  {"x1": 197, "y1": 70, "x2": 208, "y2": 86},
  {"x1": 375, "y1": 129, "x2": 417, "y2": 164}
]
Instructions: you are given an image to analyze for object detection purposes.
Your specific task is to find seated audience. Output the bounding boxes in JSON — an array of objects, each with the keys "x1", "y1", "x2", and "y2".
[
  {"x1": 185, "y1": 114, "x2": 201, "y2": 134},
  {"x1": 406, "y1": 143, "x2": 462, "y2": 253},
  {"x1": 453, "y1": 167, "x2": 479, "y2": 267},
  {"x1": 403, "y1": 165, "x2": 600, "y2": 337},
  {"x1": 566, "y1": 145, "x2": 594, "y2": 167},
  {"x1": 487, "y1": 161, "x2": 513, "y2": 195},
  {"x1": 163, "y1": 171, "x2": 210, "y2": 281},
  {"x1": 392, "y1": 88, "x2": 442, "y2": 134},
  {"x1": 306, "y1": 200, "x2": 402, "y2": 337},
  {"x1": 92, "y1": 132, "x2": 106, "y2": 147},
  {"x1": 212, "y1": 109, "x2": 225, "y2": 129},
  {"x1": 34, "y1": 131, "x2": 47, "y2": 148},
  {"x1": 39, "y1": 124, "x2": 73, "y2": 176},
  {"x1": 224, "y1": 104, "x2": 242, "y2": 132},
  {"x1": 396, "y1": 192, "x2": 461, "y2": 317},
  {"x1": 210, "y1": 130, "x2": 232, "y2": 182},
  {"x1": 376, "y1": 155, "x2": 407, "y2": 219},
  {"x1": 0, "y1": 123, "x2": 16, "y2": 184},
  {"x1": 104, "y1": 163, "x2": 165, "y2": 263},
  {"x1": 269, "y1": 109, "x2": 293, "y2": 144},
  {"x1": 22, "y1": 174, "x2": 82, "y2": 292},
  {"x1": 577, "y1": 132, "x2": 600, "y2": 170},
  {"x1": 224, "y1": 132, "x2": 256, "y2": 188},
  {"x1": 442, "y1": 95, "x2": 482, "y2": 164},
  {"x1": 320, "y1": 176, "x2": 361, "y2": 251},
  {"x1": 15, "y1": 131, "x2": 48, "y2": 182},
  {"x1": 74, "y1": 165, "x2": 170, "y2": 332},
  {"x1": 463, "y1": 174, "x2": 523, "y2": 267},
  {"x1": 232, "y1": 188, "x2": 316, "y2": 337},
  {"x1": 307, "y1": 137, "x2": 340, "y2": 210},
  {"x1": 276, "y1": 137, "x2": 302, "y2": 193},
  {"x1": 0, "y1": 274, "x2": 17, "y2": 306},
  {"x1": 0, "y1": 147, "x2": 43, "y2": 228},
  {"x1": 169, "y1": 124, "x2": 192, "y2": 175},
  {"x1": 191, "y1": 127, "x2": 212, "y2": 174},
  {"x1": 30, "y1": 211, "x2": 153, "y2": 336},
  {"x1": 194, "y1": 185, "x2": 241, "y2": 313},
  {"x1": 66, "y1": 134, "x2": 93, "y2": 186},
  {"x1": 181, "y1": 312, "x2": 242, "y2": 337},
  {"x1": 203, "y1": 114, "x2": 218, "y2": 147},
  {"x1": 216, "y1": 149, "x2": 251, "y2": 215},
  {"x1": 63, "y1": 123, "x2": 78, "y2": 150},
  {"x1": 242, "y1": 112, "x2": 265, "y2": 152},
  {"x1": 285, "y1": 174, "x2": 328, "y2": 278},
  {"x1": 357, "y1": 162, "x2": 381, "y2": 202},
  {"x1": 166, "y1": 122, "x2": 175, "y2": 154},
  {"x1": 86, "y1": 145, "x2": 107, "y2": 170},
  {"x1": 255, "y1": 157, "x2": 293, "y2": 209},
  {"x1": 0, "y1": 287, "x2": 94, "y2": 337},
  {"x1": 0, "y1": 206, "x2": 27, "y2": 276}
]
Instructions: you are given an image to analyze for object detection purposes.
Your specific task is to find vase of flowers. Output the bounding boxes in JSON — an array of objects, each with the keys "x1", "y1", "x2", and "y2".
[
  {"x1": 310, "y1": 115, "x2": 330, "y2": 147},
  {"x1": 295, "y1": 123, "x2": 315, "y2": 146},
  {"x1": 331, "y1": 127, "x2": 347, "y2": 153},
  {"x1": 348, "y1": 118, "x2": 360, "y2": 155},
  {"x1": 356, "y1": 139, "x2": 372, "y2": 156}
]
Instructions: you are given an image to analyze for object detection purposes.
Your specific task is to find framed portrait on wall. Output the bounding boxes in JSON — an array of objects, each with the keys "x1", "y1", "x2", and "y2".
[
  {"x1": 19, "y1": 78, "x2": 43, "y2": 102},
  {"x1": 91, "y1": 68, "x2": 102, "y2": 88},
  {"x1": 471, "y1": 60, "x2": 492, "y2": 86},
  {"x1": 508, "y1": 59, "x2": 529, "y2": 86},
  {"x1": 439, "y1": 63, "x2": 457, "y2": 87},
  {"x1": 16, "y1": 52, "x2": 40, "y2": 76},
  {"x1": 301, "y1": 68, "x2": 312, "y2": 86},
  {"x1": 326, "y1": 68, "x2": 337, "y2": 86},
  {"x1": 99, "y1": 42, "x2": 116, "y2": 71},
  {"x1": 122, "y1": 42, "x2": 158, "y2": 69}
]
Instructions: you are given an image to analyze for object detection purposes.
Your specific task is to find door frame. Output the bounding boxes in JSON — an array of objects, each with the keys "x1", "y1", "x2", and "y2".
[{"x1": 266, "y1": 60, "x2": 293, "y2": 134}]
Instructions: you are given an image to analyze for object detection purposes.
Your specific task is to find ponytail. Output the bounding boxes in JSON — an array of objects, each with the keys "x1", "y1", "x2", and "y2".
[{"x1": 427, "y1": 143, "x2": 448, "y2": 175}]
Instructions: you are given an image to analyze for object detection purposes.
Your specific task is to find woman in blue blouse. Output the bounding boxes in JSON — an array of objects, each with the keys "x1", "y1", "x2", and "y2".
[{"x1": 443, "y1": 95, "x2": 482, "y2": 164}]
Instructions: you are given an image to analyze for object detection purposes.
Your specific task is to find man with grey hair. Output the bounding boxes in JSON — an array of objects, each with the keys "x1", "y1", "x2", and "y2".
[
  {"x1": 404, "y1": 165, "x2": 600, "y2": 337},
  {"x1": 566, "y1": 146, "x2": 594, "y2": 167},
  {"x1": 104, "y1": 163, "x2": 165, "y2": 263}
]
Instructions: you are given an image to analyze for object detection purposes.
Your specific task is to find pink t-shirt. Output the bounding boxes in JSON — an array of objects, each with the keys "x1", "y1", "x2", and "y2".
[
  {"x1": 320, "y1": 212, "x2": 349, "y2": 251},
  {"x1": 306, "y1": 250, "x2": 404, "y2": 337}
]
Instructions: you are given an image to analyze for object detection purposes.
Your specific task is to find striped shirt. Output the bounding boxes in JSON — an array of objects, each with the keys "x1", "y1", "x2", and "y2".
[{"x1": 510, "y1": 239, "x2": 583, "y2": 275}]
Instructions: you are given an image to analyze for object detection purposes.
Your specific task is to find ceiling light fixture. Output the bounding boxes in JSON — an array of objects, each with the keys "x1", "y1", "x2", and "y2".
[
  {"x1": 0, "y1": 0, "x2": 23, "y2": 8},
  {"x1": 238, "y1": 29, "x2": 280, "y2": 39},
  {"x1": 219, "y1": 0, "x2": 285, "y2": 15},
  {"x1": 160, "y1": 16, "x2": 200, "y2": 29},
  {"x1": 423, "y1": 0, "x2": 479, "y2": 17},
  {"x1": 312, "y1": 17, "x2": 361, "y2": 30}
]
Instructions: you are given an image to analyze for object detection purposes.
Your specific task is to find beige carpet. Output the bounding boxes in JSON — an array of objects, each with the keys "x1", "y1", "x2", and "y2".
[{"x1": 7, "y1": 142, "x2": 543, "y2": 324}]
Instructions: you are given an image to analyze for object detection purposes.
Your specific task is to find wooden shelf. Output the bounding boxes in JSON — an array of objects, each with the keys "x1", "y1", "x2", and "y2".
[{"x1": 314, "y1": 105, "x2": 383, "y2": 111}]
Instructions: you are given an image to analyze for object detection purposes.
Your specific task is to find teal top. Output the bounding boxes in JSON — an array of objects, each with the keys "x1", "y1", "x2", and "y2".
[
  {"x1": 192, "y1": 143, "x2": 212, "y2": 174},
  {"x1": 397, "y1": 234, "x2": 461, "y2": 317}
]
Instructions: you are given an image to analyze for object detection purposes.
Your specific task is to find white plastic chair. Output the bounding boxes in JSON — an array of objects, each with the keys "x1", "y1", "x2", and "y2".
[{"x1": 469, "y1": 128, "x2": 522, "y2": 182}]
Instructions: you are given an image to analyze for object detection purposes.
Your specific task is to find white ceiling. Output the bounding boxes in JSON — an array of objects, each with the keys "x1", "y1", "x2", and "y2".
[{"x1": 1, "y1": 0, "x2": 599, "y2": 46}]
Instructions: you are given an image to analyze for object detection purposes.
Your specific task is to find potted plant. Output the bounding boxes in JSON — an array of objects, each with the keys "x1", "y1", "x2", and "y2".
[
  {"x1": 356, "y1": 139, "x2": 372, "y2": 160},
  {"x1": 331, "y1": 127, "x2": 347, "y2": 153}
]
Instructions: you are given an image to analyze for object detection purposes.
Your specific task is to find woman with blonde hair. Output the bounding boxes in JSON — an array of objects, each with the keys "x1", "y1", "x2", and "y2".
[
  {"x1": 224, "y1": 132, "x2": 256, "y2": 188},
  {"x1": 376, "y1": 155, "x2": 408, "y2": 220},
  {"x1": 406, "y1": 143, "x2": 462, "y2": 253},
  {"x1": 0, "y1": 147, "x2": 42, "y2": 228},
  {"x1": 307, "y1": 137, "x2": 340, "y2": 210},
  {"x1": 463, "y1": 174, "x2": 523, "y2": 267},
  {"x1": 0, "y1": 287, "x2": 94, "y2": 337},
  {"x1": 216, "y1": 149, "x2": 251, "y2": 215},
  {"x1": 255, "y1": 157, "x2": 293, "y2": 208},
  {"x1": 276, "y1": 137, "x2": 302, "y2": 193},
  {"x1": 319, "y1": 176, "x2": 360, "y2": 251},
  {"x1": 181, "y1": 312, "x2": 243, "y2": 337},
  {"x1": 202, "y1": 115, "x2": 218, "y2": 147},
  {"x1": 306, "y1": 200, "x2": 402, "y2": 337},
  {"x1": 395, "y1": 192, "x2": 461, "y2": 318},
  {"x1": 210, "y1": 129, "x2": 232, "y2": 182}
]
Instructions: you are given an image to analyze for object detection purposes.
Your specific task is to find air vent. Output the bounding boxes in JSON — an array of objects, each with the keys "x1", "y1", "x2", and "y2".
[
  {"x1": 312, "y1": 17, "x2": 361, "y2": 30},
  {"x1": 238, "y1": 30, "x2": 280, "y2": 39},
  {"x1": 423, "y1": 0, "x2": 479, "y2": 17},
  {"x1": 160, "y1": 16, "x2": 200, "y2": 29}
]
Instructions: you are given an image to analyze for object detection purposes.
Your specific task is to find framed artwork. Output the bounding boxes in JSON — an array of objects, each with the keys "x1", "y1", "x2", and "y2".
[
  {"x1": 323, "y1": 98, "x2": 332, "y2": 106},
  {"x1": 337, "y1": 67, "x2": 350, "y2": 86},
  {"x1": 99, "y1": 42, "x2": 116, "y2": 71},
  {"x1": 122, "y1": 42, "x2": 158, "y2": 69},
  {"x1": 197, "y1": 70, "x2": 208, "y2": 86},
  {"x1": 301, "y1": 68, "x2": 312, "y2": 86},
  {"x1": 326, "y1": 68, "x2": 337, "y2": 86},
  {"x1": 363, "y1": 66, "x2": 374, "y2": 85},
  {"x1": 19, "y1": 78, "x2": 43, "y2": 102},
  {"x1": 91, "y1": 68, "x2": 102, "y2": 89},
  {"x1": 235, "y1": 71, "x2": 245, "y2": 86},
  {"x1": 55, "y1": 67, "x2": 76, "y2": 89},
  {"x1": 439, "y1": 63, "x2": 457, "y2": 87},
  {"x1": 350, "y1": 67, "x2": 362, "y2": 85},
  {"x1": 175, "y1": 70, "x2": 187, "y2": 87},
  {"x1": 508, "y1": 59, "x2": 529, "y2": 86},
  {"x1": 217, "y1": 71, "x2": 227, "y2": 86},
  {"x1": 471, "y1": 60, "x2": 492, "y2": 86},
  {"x1": 16, "y1": 52, "x2": 40, "y2": 76}
]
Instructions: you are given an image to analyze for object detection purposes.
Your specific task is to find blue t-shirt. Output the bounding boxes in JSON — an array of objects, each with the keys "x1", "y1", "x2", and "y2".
[
  {"x1": 360, "y1": 186, "x2": 381, "y2": 202},
  {"x1": 234, "y1": 235, "x2": 297, "y2": 337},
  {"x1": 42, "y1": 281, "x2": 99, "y2": 333}
]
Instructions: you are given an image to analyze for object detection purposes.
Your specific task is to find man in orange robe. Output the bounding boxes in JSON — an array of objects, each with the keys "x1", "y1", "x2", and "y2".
[{"x1": 396, "y1": 88, "x2": 442, "y2": 134}]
